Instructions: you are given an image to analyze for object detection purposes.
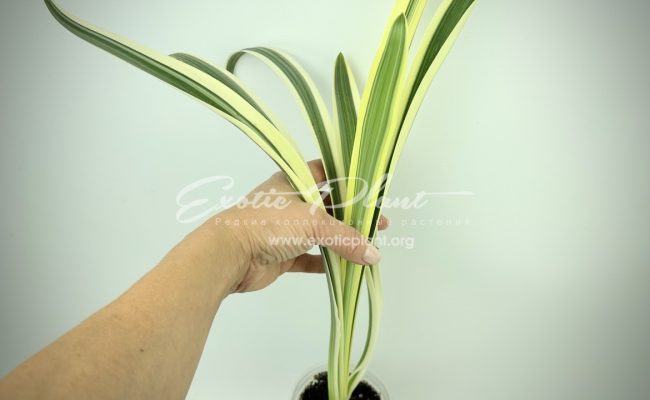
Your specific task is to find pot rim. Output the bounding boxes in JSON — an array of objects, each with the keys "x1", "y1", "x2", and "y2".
[{"x1": 292, "y1": 364, "x2": 389, "y2": 400}]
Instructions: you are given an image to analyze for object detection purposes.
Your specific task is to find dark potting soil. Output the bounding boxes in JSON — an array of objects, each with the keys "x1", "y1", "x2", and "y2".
[{"x1": 299, "y1": 372, "x2": 381, "y2": 400}]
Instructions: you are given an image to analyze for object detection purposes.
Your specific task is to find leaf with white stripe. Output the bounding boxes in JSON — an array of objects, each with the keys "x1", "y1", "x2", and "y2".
[
  {"x1": 388, "y1": 0, "x2": 477, "y2": 188},
  {"x1": 333, "y1": 53, "x2": 360, "y2": 176},
  {"x1": 226, "y1": 47, "x2": 345, "y2": 214},
  {"x1": 44, "y1": 0, "x2": 317, "y2": 202}
]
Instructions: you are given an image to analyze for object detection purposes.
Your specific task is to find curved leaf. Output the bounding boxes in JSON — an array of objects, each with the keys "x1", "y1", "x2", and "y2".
[
  {"x1": 43, "y1": 0, "x2": 318, "y2": 202},
  {"x1": 226, "y1": 48, "x2": 344, "y2": 209}
]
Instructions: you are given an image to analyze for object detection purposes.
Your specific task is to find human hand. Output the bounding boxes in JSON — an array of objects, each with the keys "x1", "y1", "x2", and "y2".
[{"x1": 206, "y1": 160, "x2": 388, "y2": 293}]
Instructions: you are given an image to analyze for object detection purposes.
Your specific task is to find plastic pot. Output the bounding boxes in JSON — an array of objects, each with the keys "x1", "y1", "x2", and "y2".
[{"x1": 292, "y1": 366, "x2": 389, "y2": 400}]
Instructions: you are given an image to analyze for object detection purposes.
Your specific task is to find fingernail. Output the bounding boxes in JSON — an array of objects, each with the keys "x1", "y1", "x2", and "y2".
[{"x1": 363, "y1": 245, "x2": 382, "y2": 265}]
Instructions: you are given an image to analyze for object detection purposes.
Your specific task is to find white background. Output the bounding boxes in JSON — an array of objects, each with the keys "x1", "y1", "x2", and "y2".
[{"x1": 1, "y1": 1, "x2": 649, "y2": 399}]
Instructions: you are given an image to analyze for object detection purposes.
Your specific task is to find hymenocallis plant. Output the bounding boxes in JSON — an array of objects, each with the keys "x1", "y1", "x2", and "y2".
[{"x1": 44, "y1": 0, "x2": 476, "y2": 398}]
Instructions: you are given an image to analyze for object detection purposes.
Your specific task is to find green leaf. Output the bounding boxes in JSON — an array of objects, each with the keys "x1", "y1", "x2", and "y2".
[
  {"x1": 333, "y1": 53, "x2": 359, "y2": 176},
  {"x1": 227, "y1": 48, "x2": 345, "y2": 216},
  {"x1": 43, "y1": 0, "x2": 318, "y2": 202},
  {"x1": 345, "y1": 14, "x2": 408, "y2": 234},
  {"x1": 407, "y1": 0, "x2": 476, "y2": 112},
  {"x1": 170, "y1": 53, "x2": 282, "y2": 131},
  {"x1": 386, "y1": 0, "x2": 477, "y2": 192},
  {"x1": 339, "y1": 13, "x2": 408, "y2": 399}
]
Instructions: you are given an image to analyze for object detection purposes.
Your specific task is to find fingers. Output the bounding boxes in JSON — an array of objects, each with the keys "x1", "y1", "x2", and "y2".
[
  {"x1": 279, "y1": 161, "x2": 389, "y2": 230},
  {"x1": 307, "y1": 159, "x2": 327, "y2": 184},
  {"x1": 290, "y1": 254, "x2": 325, "y2": 274},
  {"x1": 292, "y1": 213, "x2": 388, "y2": 270},
  {"x1": 272, "y1": 159, "x2": 325, "y2": 185},
  {"x1": 377, "y1": 215, "x2": 390, "y2": 231},
  {"x1": 310, "y1": 210, "x2": 382, "y2": 266}
]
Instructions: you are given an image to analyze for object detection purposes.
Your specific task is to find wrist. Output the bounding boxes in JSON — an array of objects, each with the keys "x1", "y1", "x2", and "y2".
[{"x1": 198, "y1": 213, "x2": 253, "y2": 294}]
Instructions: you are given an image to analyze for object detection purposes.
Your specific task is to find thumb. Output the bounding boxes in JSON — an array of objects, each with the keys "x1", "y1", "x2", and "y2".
[{"x1": 310, "y1": 211, "x2": 382, "y2": 266}]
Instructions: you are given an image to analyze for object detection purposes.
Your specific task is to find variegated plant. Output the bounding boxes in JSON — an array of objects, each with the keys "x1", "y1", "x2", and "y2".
[{"x1": 44, "y1": 0, "x2": 476, "y2": 398}]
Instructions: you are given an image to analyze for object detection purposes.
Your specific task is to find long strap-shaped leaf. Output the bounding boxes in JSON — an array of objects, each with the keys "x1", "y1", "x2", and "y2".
[
  {"x1": 333, "y1": 53, "x2": 360, "y2": 176},
  {"x1": 344, "y1": 13, "x2": 408, "y2": 235},
  {"x1": 44, "y1": 0, "x2": 320, "y2": 203},
  {"x1": 352, "y1": 0, "x2": 478, "y2": 243},
  {"x1": 338, "y1": 13, "x2": 408, "y2": 399},
  {"x1": 352, "y1": 4, "x2": 477, "y2": 370},
  {"x1": 328, "y1": 54, "x2": 360, "y2": 392},
  {"x1": 405, "y1": 0, "x2": 476, "y2": 116},
  {"x1": 356, "y1": 0, "x2": 478, "y2": 247},
  {"x1": 386, "y1": 0, "x2": 477, "y2": 195},
  {"x1": 226, "y1": 48, "x2": 345, "y2": 213},
  {"x1": 170, "y1": 52, "x2": 304, "y2": 153},
  {"x1": 348, "y1": 267, "x2": 382, "y2": 392},
  {"x1": 344, "y1": 4, "x2": 477, "y2": 396},
  {"x1": 169, "y1": 53, "x2": 282, "y2": 131}
]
